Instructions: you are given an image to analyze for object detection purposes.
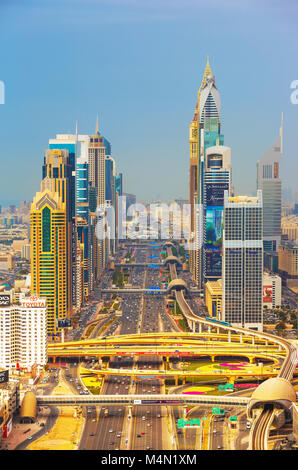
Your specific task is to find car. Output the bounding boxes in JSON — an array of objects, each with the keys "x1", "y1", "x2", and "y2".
[
  {"x1": 89, "y1": 432, "x2": 95, "y2": 436},
  {"x1": 27, "y1": 436, "x2": 33, "y2": 440},
  {"x1": 137, "y1": 434, "x2": 141, "y2": 438},
  {"x1": 109, "y1": 429, "x2": 114, "y2": 433},
  {"x1": 116, "y1": 433, "x2": 121, "y2": 438},
  {"x1": 109, "y1": 441, "x2": 115, "y2": 445}
]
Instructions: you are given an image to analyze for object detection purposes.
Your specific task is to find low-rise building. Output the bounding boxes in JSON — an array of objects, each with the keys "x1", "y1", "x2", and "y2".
[
  {"x1": 0, "y1": 376, "x2": 19, "y2": 441},
  {"x1": 263, "y1": 272, "x2": 282, "y2": 309},
  {"x1": 281, "y1": 215, "x2": 298, "y2": 241},
  {"x1": 204, "y1": 279, "x2": 222, "y2": 319}
]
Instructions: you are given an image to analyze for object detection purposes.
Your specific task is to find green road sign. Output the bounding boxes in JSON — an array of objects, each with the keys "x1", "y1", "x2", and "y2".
[
  {"x1": 219, "y1": 384, "x2": 234, "y2": 391},
  {"x1": 229, "y1": 416, "x2": 238, "y2": 422},
  {"x1": 178, "y1": 418, "x2": 200, "y2": 428},
  {"x1": 212, "y1": 407, "x2": 225, "y2": 415}
]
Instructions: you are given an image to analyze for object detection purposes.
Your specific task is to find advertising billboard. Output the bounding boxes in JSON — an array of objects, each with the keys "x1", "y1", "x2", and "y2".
[
  {"x1": 0, "y1": 369, "x2": 9, "y2": 384},
  {"x1": 205, "y1": 206, "x2": 223, "y2": 246},
  {"x1": 263, "y1": 285, "x2": 273, "y2": 303},
  {"x1": 205, "y1": 183, "x2": 229, "y2": 206},
  {"x1": 0, "y1": 293, "x2": 10, "y2": 307},
  {"x1": 204, "y1": 181, "x2": 229, "y2": 278},
  {"x1": 205, "y1": 205, "x2": 223, "y2": 277}
]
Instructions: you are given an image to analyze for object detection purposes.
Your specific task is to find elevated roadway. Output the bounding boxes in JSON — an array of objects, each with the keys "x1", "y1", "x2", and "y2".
[
  {"x1": 80, "y1": 366, "x2": 281, "y2": 382},
  {"x1": 165, "y1": 246, "x2": 298, "y2": 450}
]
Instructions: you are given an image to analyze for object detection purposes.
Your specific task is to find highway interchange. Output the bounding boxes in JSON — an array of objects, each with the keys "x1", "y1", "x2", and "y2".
[{"x1": 21, "y1": 241, "x2": 298, "y2": 451}]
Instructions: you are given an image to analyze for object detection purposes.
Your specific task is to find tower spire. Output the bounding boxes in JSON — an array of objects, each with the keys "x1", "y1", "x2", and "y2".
[
  {"x1": 95, "y1": 114, "x2": 99, "y2": 135},
  {"x1": 198, "y1": 56, "x2": 213, "y2": 99},
  {"x1": 280, "y1": 112, "x2": 283, "y2": 154}
]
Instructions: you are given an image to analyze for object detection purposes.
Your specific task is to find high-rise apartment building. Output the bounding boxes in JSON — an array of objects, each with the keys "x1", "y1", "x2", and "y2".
[
  {"x1": 257, "y1": 115, "x2": 283, "y2": 252},
  {"x1": 222, "y1": 191, "x2": 263, "y2": 331},
  {"x1": 42, "y1": 149, "x2": 73, "y2": 314},
  {"x1": 30, "y1": 186, "x2": 68, "y2": 334},
  {"x1": 88, "y1": 122, "x2": 107, "y2": 279},
  {"x1": 0, "y1": 295, "x2": 48, "y2": 370}
]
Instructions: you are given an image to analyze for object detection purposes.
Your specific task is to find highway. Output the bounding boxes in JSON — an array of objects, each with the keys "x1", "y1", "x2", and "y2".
[
  {"x1": 130, "y1": 253, "x2": 166, "y2": 450},
  {"x1": 165, "y1": 245, "x2": 298, "y2": 450}
]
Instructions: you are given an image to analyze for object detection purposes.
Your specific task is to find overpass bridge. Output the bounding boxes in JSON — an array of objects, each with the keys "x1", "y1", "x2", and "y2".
[
  {"x1": 114, "y1": 263, "x2": 162, "y2": 267},
  {"x1": 98, "y1": 288, "x2": 165, "y2": 294},
  {"x1": 98, "y1": 287, "x2": 200, "y2": 295},
  {"x1": 80, "y1": 366, "x2": 281, "y2": 384},
  {"x1": 165, "y1": 246, "x2": 298, "y2": 449},
  {"x1": 35, "y1": 393, "x2": 250, "y2": 407}
]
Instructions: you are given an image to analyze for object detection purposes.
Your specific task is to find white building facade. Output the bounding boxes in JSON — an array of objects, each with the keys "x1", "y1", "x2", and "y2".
[
  {"x1": 0, "y1": 296, "x2": 47, "y2": 370},
  {"x1": 222, "y1": 191, "x2": 263, "y2": 331}
]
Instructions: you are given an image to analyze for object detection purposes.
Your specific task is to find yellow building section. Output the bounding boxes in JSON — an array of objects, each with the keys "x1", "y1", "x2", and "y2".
[
  {"x1": 205, "y1": 279, "x2": 222, "y2": 319},
  {"x1": 31, "y1": 187, "x2": 68, "y2": 334}
]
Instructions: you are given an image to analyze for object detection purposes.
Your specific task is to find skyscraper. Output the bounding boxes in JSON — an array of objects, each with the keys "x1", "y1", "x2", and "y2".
[
  {"x1": 222, "y1": 191, "x2": 263, "y2": 331},
  {"x1": 189, "y1": 58, "x2": 212, "y2": 280},
  {"x1": 189, "y1": 57, "x2": 224, "y2": 289},
  {"x1": 30, "y1": 184, "x2": 68, "y2": 334},
  {"x1": 42, "y1": 149, "x2": 73, "y2": 314},
  {"x1": 48, "y1": 134, "x2": 78, "y2": 307},
  {"x1": 257, "y1": 114, "x2": 283, "y2": 252},
  {"x1": 88, "y1": 120, "x2": 107, "y2": 279}
]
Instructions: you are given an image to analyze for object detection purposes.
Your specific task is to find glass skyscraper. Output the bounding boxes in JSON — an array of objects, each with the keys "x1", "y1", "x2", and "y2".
[{"x1": 257, "y1": 114, "x2": 283, "y2": 253}]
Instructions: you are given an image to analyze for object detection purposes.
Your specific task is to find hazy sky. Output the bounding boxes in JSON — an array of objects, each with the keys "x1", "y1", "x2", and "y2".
[{"x1": 0, "y1": 0, "x2": 297, "y2": 205}]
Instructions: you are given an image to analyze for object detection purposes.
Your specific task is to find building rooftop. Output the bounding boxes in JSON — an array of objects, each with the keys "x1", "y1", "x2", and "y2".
[{"x1": 228, "y1": 195, "x2": 259, "y2": 203}]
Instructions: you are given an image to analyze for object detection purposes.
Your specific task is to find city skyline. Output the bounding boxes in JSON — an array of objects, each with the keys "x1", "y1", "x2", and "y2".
[
  {"x1": 1, "y1": 0, "x2": 298, "y2": 455},
  {"x1": 0, "y1": 0, "x2": 298, "y2": 204}
]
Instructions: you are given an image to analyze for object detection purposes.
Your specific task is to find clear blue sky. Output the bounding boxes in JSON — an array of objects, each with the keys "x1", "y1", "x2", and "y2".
[{"x1": 0, "y1": 0, "x2": 297, "y2": 205}]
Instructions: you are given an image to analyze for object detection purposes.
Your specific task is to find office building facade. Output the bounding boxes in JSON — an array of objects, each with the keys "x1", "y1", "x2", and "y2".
[
  {"x1": 222, "y1": 191, "x2": 263, "y2": 331},
  {"x1": 257, "y1": 115, "x2": 283, "y2": 252}
]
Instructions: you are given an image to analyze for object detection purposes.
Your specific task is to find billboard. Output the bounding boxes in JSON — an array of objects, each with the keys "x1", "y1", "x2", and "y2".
[
  {"x1": 204, "y1": 182, "x2": 229, "y2": 277},
  {"x1": 205, "y1": 183, "x2": 229, "y2": 206},
  {"x1": 263, "y1": 285, "x2": 273, "y2": 303},
  {"x1": 0, "y1": 369, "x2": 9, "y2": 384},
  {"x1": 205, "y1": 205, "x2": 223, "y2": 277},
  {"x1": 0, "y1": 294, "x2": 10, "y2": 307},
  {"x1": 205, "y1": 206, "x2": 223, "y2": 246}
]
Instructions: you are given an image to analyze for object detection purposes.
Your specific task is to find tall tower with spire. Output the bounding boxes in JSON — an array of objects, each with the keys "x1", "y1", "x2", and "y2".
[
  {"x1": 189, "y1": 57, "x2": 225, "y2": 288},
  {"x1": 189, "y1": 57, "x2": 212, "y2": 280},
  {"x1": 87, "y1": 118, "x2": 109, "y2": 279}
]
